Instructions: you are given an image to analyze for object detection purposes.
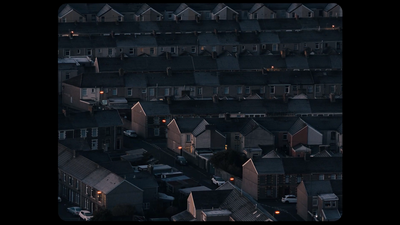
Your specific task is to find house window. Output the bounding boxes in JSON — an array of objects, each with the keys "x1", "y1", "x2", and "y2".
[
  {"x1": 292, "y1": 85, "x2": 297, "y2": 92},
  {"x1": 285, "y1": 175, "x2": 289, "y2": 184},
  {"x1": 191, "y1": 46, "x2": 196, "y2": 53},
  {"x1": 65, "y1": 49, "x2": 70, "y2": 56},
  {"x1": 86, "y1": 185, "x2": 89, "y2": 195},
  {"x1": 108, "y1": 48, "x2": 113, "y2": 55},
  {"x1": 80, "y1": 129, "x2": 87, "y2": 138},
  {"x1": 312, "y1": 196, "x2": 318, "y2": 206},
  {"x1": 118, "y1": 16, "x2": 122, "y2": 22},
  {"x1": 253, "y1": 13, "x2": 258, "y2": 19},
  {"x1": 154, "y1": 128, "x2": 160, "y2": 136},
  {"x1": 154, "y1": 117, "x2": 160, "y2": 125},
  {"x1": 285, "y1": 85, "x2": 289, "y2": 93},
  {"x1": 315, "y1": 43, "x2": 320, "y2": 49},
  {"x1": 197, "y1": 87, "x2": 203, "y2": 95},
  {"x1": 113, "y1": 88, "x2": 118, "y2": 95},
  {"x1": 65, "y1": 72, "x2": 70, "y2": 80},
  {"x1": 69, "y1": 176, "x2": 73, "y2": 185},
  {"x1": 87, "y1": 49, "x2": 92, "y2": 56},
  {"x1": 232, "y1": 46, "x2": 237, "y2": 52},
  {"x1": 165, "y1": 88, "x2": 170, "y2": 96},
  {"x1": 297, "y1": 175, "x2": 302, "y2": 183},
  {"x1": 319, "y1": 174, "x2": 324, "y2": 180},
  {"x1": 212, "y1": 46, "x2": 216, "y2": 52},
  {"x1": 186, "y1": 134, "x2": 191, "y2": 142},
  {"x1": 77, "y1": 49, "x2": 81, "y2": 54},
  {"x1": 129, "y1": 48, "x2": 134, "y2": 54},
  {"x1": 331, "y1": 131, "x2": 336, "y2": 140},
  {"x1": 307, "y1": 86, "x2": 313, "y2": 93},
  {"x1": 270, "y1": 86, "x2": 275, "y2": 94},
  {"x1": 213, "y1": 87, "x2": 218, "y2": 94},
  {"x1": 237, "y1": 86, "x2": 242, "y2": 94},
  {"x1": 150, "y1": 48, "x2": 154, "y2": 55},
  {"x1": 253, "y1": 45, "x2": 257, "y2": 51},
  {"x1": 283, "y1": 133, "x2": 287, "y2": 140},
  {"x1": 245, "y1": 86, "x2": 250, "y2": 94},
  {"x1": 294, "y1": 44, "x2": 299, "y2": 50},
  {"x1": 92, "y1": 128, "x2": 98, "y2": 137},
  {"x1": 260, "y1": 86, "x2": 265, "y2": 94},
  {"x1": 59, "y1": 131, "x2": 65, "y2": 140},
  {"x1": 76, "y1": 180, "x2": 79, "y2": 189},
  {"x1": 224, "y1": 87, "x2": 229, "y2": 94},
  {"x1": 149, "y1": 88, "x2": 154, "y2": 96},
  {"x1": 63, "y1": 173, "x2": 66, "y2": 182},
  {"x1": 171, "y1": 47, "x2": 175, "y2": 53},
  {"x1": 308, "y1": 12, "x2": 313, "y2": 17},
  {"x1": 316, "y1": 85, "x2": 321, "y2": 93},
  {"x1": 330, "y1": 85, "x2": 336, "y2": 93},
  {"x1": 272, "y1": 44, "x2": 278, "y2": 51},
  {"x1": 331, "y1": 174, "x2": 336, "y2": 180},
  {"x1": 127, "y1": 88, "x2": 132, "y2": 96}
]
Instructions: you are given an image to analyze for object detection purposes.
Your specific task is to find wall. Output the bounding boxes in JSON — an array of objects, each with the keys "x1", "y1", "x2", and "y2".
[
  {"x1": 241, "y1": 159, "x2": 259, "y2": 200},
  {"x1": 131, "y1": 104, "x2": 148, "y2": 138},
  {"x1": 289, "y1": 126, "x2": 308, "y2": 148}
]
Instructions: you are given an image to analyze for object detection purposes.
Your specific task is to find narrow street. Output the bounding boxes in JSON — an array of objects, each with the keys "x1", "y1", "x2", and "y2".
[{"x1": 123, "y1": 137, "x2": 216, "y2": 190}]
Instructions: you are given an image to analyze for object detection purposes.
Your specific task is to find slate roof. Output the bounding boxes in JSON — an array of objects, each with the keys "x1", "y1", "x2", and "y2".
[
  {"x1": 174, "y1": 118, "x2": 204, "y2": 133},
  {"x1": 252, "y1": 157, "x2": 342, "y2": 175},
  {"x1": 189, "y1": 182, "x2": 276, "y2": 221},
  {"x1": 59, "y1": 18, "x2": 342, "y2": 36},
  {"x1": 58, "y1": 143, "x2": 143, "y2": 195},
  {"x1": 95, "y1": 54, "x2": 341, "y2": 73},
  {"x1": 136, "y1": 101, "x2": 170, "y2": 116},
  {"x1": 58, "y1": 109, "x2": 122, "y2": 130}
]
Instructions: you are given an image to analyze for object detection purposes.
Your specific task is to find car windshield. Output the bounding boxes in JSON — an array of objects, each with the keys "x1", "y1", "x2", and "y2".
[
  {"x1": 84, "y1": 212, "x2": 93, "y2": 216},
  {"x1": 74, "y1": 207, "x2": 81, "y2": 211},
  {"x1": 215, "y1": 177, "x2": 224, "y2": 181}
]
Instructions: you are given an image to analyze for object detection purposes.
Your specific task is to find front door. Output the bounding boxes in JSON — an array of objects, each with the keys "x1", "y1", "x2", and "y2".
[{"x1": 91, "y1": 139, "x2": 98, "y2": 150}]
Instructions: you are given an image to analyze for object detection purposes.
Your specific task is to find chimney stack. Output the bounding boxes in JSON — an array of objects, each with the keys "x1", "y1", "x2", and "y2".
[
  {"x1": 212, "y1": 51, "x2": 217, "y2": 59},
  {"x1": 283, "y1": 93, "x2": 288, "y2": 103},
  {"x1": 119, "y1": 68, "x2": 124, "y2": 76},
  {"x1": 304, "y1": 152, "x2": 310, "y2": 161},
  {"x1": 212, "y1": 94, "x2": 219, "y2": 103},
  {"x1": 329, "y1": 93, "x2": 335, "y2": 102},
  {"x1": 166, "y1": 67, "x2": 172, "y2": 76},
  {"x1": 88, "y1": 105, "x2": 94, "y2": 116},
  {"x1": 62, "y1": 108, "x2": 68, "y2": 117}
]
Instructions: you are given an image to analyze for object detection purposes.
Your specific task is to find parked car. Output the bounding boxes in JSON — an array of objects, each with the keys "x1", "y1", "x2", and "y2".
[
  {"x1": 211, "y1": 175, "x2": 225, "y2": 186},
  {"x1": 175, "y1": 156, "x2": 187, "y2": 165},
  {"x1": 281, "y1": 195, "x2": 297, "y2": 203},
  {"x1": 79, "y1": 210, "x2": 93, "y2": 221},
  {"x1": 123, "y1": 129, "x2": 137, "y2": 137},
  {"x1": 67, "y1": 206, "x2": 82, "y2": 215}
]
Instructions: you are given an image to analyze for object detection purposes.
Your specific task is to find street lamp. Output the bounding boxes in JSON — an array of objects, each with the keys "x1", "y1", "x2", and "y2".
[{"x1": 178, "y1": 146, "x2": 182, "y2": 155}]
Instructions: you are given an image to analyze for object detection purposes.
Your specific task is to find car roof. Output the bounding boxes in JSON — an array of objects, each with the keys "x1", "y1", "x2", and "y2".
[{"x1": 80, "y1": 210, "x2": 91, "y2": 213}]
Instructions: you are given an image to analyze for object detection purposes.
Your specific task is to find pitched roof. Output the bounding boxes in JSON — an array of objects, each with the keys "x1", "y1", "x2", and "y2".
[
  {"x1": 175, "y1": 118, "x2": 204, "y2": 133},
  {"x1": 136, "y1": 101, "x2": 170, "y2": 116},
  {"x1": 252, "y1": 157, "x2": 342, "y2": 175},
  {"x1": 189, "y1": 183, "x2": 276, "y2": 221}
]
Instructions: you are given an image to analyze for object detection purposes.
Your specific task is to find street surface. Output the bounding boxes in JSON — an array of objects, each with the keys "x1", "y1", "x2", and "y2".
[
  {"x1": 123, "y1": 137, "x2": 303, "y2": 221},
  {"x1": 123, "y1": 137, "x2": 217, "y2": 190}
]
